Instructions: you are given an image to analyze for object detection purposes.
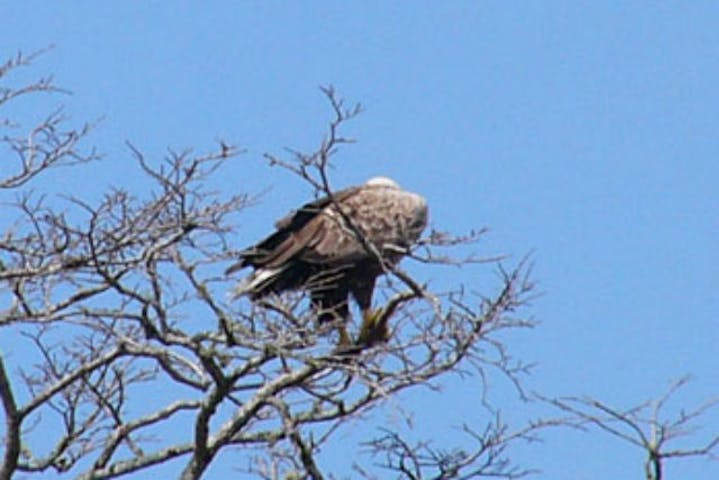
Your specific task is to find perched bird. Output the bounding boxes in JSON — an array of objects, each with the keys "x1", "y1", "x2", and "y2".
[{"x1": 226, "y1": 176, "x2": 428, "y2": 344}]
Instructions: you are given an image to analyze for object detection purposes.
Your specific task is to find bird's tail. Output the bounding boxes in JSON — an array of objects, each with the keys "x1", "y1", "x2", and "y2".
[{"x1": 229, "y1": 266, "x2": 286, "y2": 299}]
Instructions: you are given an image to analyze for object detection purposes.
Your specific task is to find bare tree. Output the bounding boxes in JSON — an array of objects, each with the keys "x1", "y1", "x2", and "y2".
[
  {"x1": 353, "y1": 416, "x2": 572, "y2": 480},
  {"x1": 0, "y1": 50, "x2": 542, "y2": 480},
  {"x1": 7, "y1": 49, "x2": 715, "y2": 480},
  {"x1": 541, "y1": 377, "x2": 719, "y2": 480}
]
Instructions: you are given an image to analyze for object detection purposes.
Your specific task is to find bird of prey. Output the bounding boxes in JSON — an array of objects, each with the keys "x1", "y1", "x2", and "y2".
[{"x1": 226, "y1": 176, "x2": 428, "y2": 345}]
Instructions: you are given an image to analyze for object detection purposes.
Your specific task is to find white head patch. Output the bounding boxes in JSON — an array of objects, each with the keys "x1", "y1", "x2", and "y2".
[{"x1": 365, "y1": 176, "x2": 400, "y2": 188}]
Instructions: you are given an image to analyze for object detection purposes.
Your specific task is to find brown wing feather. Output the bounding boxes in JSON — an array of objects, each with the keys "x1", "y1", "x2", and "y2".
[
  {"x1": 301, "y1": 183, "x2": 428, "y2": 266},
  {"x1": 299, "y1": 188, "x2": 383, "y2": 265},
  {"x1": 301, "y1": 213, "x2": 364, "y2": 264},
  {"x1": 273, "y1": 186, "x2": 360, "y2": 231},
  {"x1": 259, "y1": 216, "x2": 325, "y2": 268},
  {"x1": 226, "y1": 186, "x2": 361, "y2": 273}
]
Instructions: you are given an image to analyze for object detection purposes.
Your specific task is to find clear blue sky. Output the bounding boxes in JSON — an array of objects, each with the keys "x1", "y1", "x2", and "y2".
[{"x1": 3, "y1": 2, "x2": 718, "y2": 478}]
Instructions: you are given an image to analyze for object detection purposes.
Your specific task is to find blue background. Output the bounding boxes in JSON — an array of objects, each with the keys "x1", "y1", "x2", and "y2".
[{"x1": 3, "y1": 2, "x2": 718, "y2": 478}]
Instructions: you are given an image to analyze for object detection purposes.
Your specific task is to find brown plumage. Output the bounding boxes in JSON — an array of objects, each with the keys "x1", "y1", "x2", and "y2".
[{"x1": 226, "y1": 176, "x2": 428, "y2": 337}]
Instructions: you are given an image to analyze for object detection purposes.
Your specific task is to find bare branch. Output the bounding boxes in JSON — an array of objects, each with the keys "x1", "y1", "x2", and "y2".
[
  {"x1": 541, "y1": 378, "x2": 719, "y2": 480},
  {"x1": 0, "y1": 355, "x2": 21, "y2": 479},
  {"x1": 0, "y1": 65, "x2": 565, "y2": 480}
]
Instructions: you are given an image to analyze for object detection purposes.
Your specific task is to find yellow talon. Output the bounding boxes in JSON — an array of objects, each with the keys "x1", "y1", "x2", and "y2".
[{"x1": 358, "y1": 308, "x2": 389, "y2": 346}]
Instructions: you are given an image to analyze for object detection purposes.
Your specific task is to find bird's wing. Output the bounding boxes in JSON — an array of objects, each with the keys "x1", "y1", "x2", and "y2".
[
  {"x1": 226, "y1": 186, "x2": 361, "y2": 273},
  {"x1": 273, "y1": 186, "x2": 359, "y2": 230},
  {"x1": 299, "y1": 187, "x2": 383, "y2": 265}
]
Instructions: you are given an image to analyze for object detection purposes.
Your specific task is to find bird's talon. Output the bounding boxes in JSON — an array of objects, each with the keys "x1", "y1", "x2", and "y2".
[{"x1": 358, "y1": 308, "x2": 389, "y2": 346}]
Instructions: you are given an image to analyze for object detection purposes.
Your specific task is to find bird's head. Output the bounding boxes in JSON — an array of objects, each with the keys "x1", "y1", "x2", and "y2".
[{"x1": 365, "y1": 176, "x2": 400, "y2": 188}]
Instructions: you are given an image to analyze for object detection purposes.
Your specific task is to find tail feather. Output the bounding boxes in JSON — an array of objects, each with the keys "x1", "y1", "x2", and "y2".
[{"x1": 229, "y1": 266, "x2": 285, "y2": 299}]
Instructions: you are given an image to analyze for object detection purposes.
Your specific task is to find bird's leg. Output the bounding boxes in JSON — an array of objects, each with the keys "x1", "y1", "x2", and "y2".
[
  {"x1": 357, "y1": 307, "x2": 389, "y2": 347},
  {"x1": 336, "y1": 324, "x2": 352, "y2": 347},
  {"x1": 312, "y1": 295, "x2": 353, "y2": 348}
]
